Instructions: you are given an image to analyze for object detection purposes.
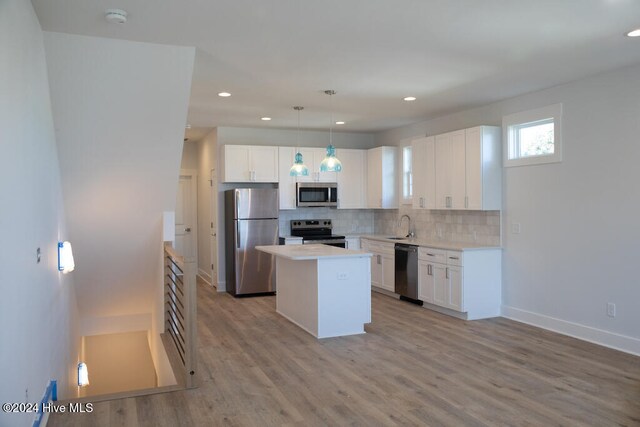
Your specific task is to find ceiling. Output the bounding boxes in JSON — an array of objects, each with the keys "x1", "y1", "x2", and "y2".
[{"x1": 33, "y1": 0, "x2": 640, "y2": 135}]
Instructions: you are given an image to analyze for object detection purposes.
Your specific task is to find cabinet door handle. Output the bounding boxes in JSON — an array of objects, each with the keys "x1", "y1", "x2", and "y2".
[
  {"x1": 428, "y1": 264, "x2": 432, "y2": 276},
  {"x1": 377, "y1": 254, "x2": 381, "y2": 264},
  {"x1": 446, "y1": 267, "x2": 449, "y2": 279},
  {"x1": 449, "y1": 256, "x2": 459, "y2": 260},
  {"x1": 464, "y1": 196, "x2": 469, "y2": 209}
]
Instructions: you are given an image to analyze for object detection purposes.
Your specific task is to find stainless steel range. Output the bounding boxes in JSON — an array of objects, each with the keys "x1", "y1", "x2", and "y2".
[{"x1": 290, "y1": 219, "x2": 346, "y2": 248}]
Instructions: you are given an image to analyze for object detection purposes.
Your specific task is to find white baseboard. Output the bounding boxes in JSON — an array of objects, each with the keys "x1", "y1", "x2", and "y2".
[
  {"x1": 197, "y1": 269, "x2": 212, "y2": 286},
  {"x1": 217, "y1": 280, "x2": 226, "y2": 292},
  {"x1": 502, "y1": 305, "x2": 640, "y2": 356}
]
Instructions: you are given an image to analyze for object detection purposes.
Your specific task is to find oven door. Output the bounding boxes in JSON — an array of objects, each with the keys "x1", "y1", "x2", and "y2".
[{"x1": 296, "y1": 183, "x2": 338, "y2": 207}]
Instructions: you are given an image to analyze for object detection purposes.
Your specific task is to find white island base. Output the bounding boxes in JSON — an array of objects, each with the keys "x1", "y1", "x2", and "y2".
[{"x1": 256, "y1": 245, "x2": 372, "y2": 339}]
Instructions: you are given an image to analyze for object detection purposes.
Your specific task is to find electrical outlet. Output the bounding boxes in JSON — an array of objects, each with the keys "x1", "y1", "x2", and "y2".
[
  {"x1": 337, "y1": 272, "x2": 348, "y2": 280},
  {"x1": 511, "y1": 223, "x2": 521, "y2": 234},
  {"x1": 436, "y1": 228, "x2": 443, "y2": 238},
  {"x1": 607, "y1": 302, "x2": 616, "y2": 318}
]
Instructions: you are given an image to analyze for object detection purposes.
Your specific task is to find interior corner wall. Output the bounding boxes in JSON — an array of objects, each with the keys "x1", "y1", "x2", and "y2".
[
  {"x1": 43, "y1": 32, "x2": 195, "y2": 326},
  {"x1": 376, "y1": 62, "x2": 640, "y2": 355},
  {"x1": 180, "y1": 141, "x2": 199, "y2": 170},
  {"x1": 0, "y1": 1, "x2": 81, "y2": 423},
  {"x1": 196, "y1": 129, "x2": 217, "y2": 285}
]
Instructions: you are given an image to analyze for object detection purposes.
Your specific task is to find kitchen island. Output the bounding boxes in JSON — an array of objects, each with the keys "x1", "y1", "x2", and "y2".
[{"x1": 255, "y1": 244, "x2": 372, "y2": 339}]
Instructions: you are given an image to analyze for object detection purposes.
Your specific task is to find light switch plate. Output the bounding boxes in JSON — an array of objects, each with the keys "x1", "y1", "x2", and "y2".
[{"x1": 511, "y1": 223, "x2": 521, "y2": 234}]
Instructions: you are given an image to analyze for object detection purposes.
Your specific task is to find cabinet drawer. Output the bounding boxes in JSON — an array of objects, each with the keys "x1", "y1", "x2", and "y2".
[
  {"x1": 377, "y1": 242, "x2": 395, "y2": 255},
  {"x1": 419, "y1": 247, "x2": 447, "y2": 263},
  {"x1": 361, "y1": 239, "x2": 378, "y2": 252},
  {"x1": 446, "y1": 251, "x2": 463, "y2": 266}
]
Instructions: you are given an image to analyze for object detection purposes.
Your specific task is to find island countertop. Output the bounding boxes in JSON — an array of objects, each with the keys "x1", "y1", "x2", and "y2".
[{"x1": 256, "y1": 244, "x2": 372, "y2": 260}]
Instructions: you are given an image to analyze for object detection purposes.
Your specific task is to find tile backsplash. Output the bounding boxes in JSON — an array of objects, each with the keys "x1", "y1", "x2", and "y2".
[
  {"x1": 279, "y1": 206, "x2": 500, "y2": 245},
  {"x1": 279, "y1": 208, "x2": 375, "y2": 235},
  {"x1": 375, "y1": 206, "x2": 501, "y2": 245}
]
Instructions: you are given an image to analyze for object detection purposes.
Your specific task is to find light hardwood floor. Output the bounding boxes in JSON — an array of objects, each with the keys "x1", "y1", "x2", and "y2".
[{"x1": 50, "y1": 280, "x2": 640, "y2": 426}]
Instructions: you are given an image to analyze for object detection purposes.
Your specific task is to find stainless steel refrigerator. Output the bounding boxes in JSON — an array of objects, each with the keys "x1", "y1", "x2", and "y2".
[{"x1": 225, "y1": 188, "x2": 279, "y2": 296}]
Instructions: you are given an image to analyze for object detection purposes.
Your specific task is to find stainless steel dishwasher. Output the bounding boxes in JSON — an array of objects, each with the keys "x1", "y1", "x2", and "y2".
[{"x1": 395, "y1": 244, "x2": 421, "y2": 303}]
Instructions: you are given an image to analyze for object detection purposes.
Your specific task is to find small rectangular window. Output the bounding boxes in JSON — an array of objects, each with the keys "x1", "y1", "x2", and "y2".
[
  {"x1": 402, "y1": 145, "x2": 412, "y2": 203},
  {"x1": 503, "y1": 103, "x2": 562, "y2": 167}
]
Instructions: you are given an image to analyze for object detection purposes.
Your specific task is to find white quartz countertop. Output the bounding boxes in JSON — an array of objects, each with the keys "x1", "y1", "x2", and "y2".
[
  {"x1": 359, "y1": 235, "x2": 502, "y2": 251},
  {"x1": 256, "y1": 244, "x2": 372, "y2": 260}
]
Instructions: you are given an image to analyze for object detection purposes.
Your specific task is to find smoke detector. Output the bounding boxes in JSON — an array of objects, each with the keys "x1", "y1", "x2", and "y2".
[{"x1": 105, "y1": 9, "x2": 127, "y2": 24}]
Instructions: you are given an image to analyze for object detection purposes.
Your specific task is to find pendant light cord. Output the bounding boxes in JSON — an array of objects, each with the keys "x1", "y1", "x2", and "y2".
[{"x1": 325, "y1": 90, "x2": 336, "y2": 147}]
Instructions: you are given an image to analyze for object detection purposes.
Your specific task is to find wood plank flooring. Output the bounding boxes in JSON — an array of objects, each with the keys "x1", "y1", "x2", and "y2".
[{"x1": 50, "y1": 280, "x2": 640, "y2": 426}]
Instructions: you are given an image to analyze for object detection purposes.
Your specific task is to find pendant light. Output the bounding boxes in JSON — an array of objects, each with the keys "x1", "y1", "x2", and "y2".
[
  {"x1": 320, "y1": 90, "x2": 342, "y2": 172},
  {"x1": 289, "y1": 106, "x2": 309, "y2": 177}
]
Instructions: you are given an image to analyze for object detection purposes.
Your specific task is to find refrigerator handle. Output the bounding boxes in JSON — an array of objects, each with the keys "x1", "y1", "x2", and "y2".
[{"x1": 236, "y1": 223, "x2": 241, "y2": 249}]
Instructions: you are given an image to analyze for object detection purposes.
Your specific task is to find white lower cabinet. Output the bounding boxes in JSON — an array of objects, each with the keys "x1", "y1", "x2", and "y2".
[
  {"x1": 281, "y1": 237, "x2": 303, "y2": 245},
  {"x1": 361, "y1": 239, "x2": 395, "y2": 292},
  {"x1": 418, "y1": 247, "x2": 501, "y2": 320},
  {"x1": 380, "y1": 253, "x2": 394, "y2": 292},
  {"x1": 345, "y1": 237, "x2": 360, "y2": 250}
]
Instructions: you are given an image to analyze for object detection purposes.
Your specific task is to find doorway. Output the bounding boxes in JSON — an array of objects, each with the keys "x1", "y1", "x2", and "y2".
[
  {"x1": 175, "y1": 169, "x2": 197, "y2": 262},
  {"x1": 210, "y1": 168, "x2": 218, "y2": 288}
]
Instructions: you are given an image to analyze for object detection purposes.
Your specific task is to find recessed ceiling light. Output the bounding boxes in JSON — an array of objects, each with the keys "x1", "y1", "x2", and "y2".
[
  {"x1": 335, "y1": 121, "x2": 345, "y2": 125},
  {"x1": 627, "y1": 28, "x2": 640, "y2": 37},
  {"x1": 261, "y1": 117, "x2": 272, "y2": 121},
  {"x1": 218, "y1": 92, "x2": 231, "y2": 97},
  {"x1": 403, "y1": 96, "x2": 417, "y2": 101}
]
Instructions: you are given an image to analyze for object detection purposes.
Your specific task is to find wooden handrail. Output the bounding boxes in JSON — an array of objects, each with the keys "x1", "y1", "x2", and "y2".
[{"x1": 164, "y1": 242, "x2": 185, "y2": 268}]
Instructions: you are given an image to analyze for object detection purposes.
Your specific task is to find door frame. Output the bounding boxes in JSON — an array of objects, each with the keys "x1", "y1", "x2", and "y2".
[
  {"x1": 210, "y1": 168, "x2": 219, "y2": 289},
  {"x1": 178, "y1": 169, "x2": 198, "y2": 264}
]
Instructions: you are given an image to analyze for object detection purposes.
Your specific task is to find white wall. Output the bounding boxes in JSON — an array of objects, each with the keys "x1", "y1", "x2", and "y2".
[
  {"x1": 43, "y1": 33, "x2": 195, "y2": 327},
  {"x1": 377, "y1": 63, "x2": 640, "y2": 355},
  {"x1": 195, "y1": 129, "x2": 218, "y2": 284},
  {"x1": 180, "y1": 141, "x2": 198, "y2": 170},
  {"x1": 216, "y1": 126, "x2": 377, "y2": 149},
  {"x1": 0, "y1": 1, "x2": 81, "y2": 423}
]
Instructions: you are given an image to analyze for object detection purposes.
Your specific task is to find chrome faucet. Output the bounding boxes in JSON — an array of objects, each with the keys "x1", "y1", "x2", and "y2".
[{"x1": 398, "y1": 214, "x2": 414, "y2": 238}]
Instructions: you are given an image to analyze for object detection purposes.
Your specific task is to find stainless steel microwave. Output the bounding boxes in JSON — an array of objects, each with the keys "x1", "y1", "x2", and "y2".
[{"x1": 296, "y1": 182, "x2": 338, "y2": 207}]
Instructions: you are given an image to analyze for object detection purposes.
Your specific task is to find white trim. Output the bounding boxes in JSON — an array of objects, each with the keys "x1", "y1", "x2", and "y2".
[
  {"x1": 502, "y1": 103, "x2": 563, "y2": 167},
  {"x1": 399, "y1": 140, "x2": 413, "y2": 205},
  {"x1": 197, "y1": 269, "x2": 212, "y2": 286},
  {"x1": 502, "y1": 305, "x2": 640, "y2": 356},
  {"x1": 216, "y1": 280, "x2": 226, "y2": 292},
  {"x1": 178, "y1": 169, "x2": 198, "y2": 263}
]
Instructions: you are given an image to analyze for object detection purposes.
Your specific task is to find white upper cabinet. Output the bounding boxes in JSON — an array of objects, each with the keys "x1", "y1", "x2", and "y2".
[
  {"x1": 221, "y1": 145, "x2": 278, "y2": 183},
  {"x1": 336, "y1": 148, "x2": 367, "y2": 209},
  {"x1": 278, "y1": 147, "x2": 297, "y2": 210},
  {"x1": 434, "y1": 126, "x2": 501, "y2": 211},
  {"x1": 367, "y1": 146, "x2": 398, "y2": 209},
  {"x1": 295, "y1": 147, "x2": 337, "y2": 183},
  {"x1": 411, "y1": 136, "x2": 436, "y2": 210},
  {"x1": 465, "y1": 126, "x2": 502, "y2": 210},
  {"x1": 435, "y1": 130, "x2": 465, "y2": 209}
]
